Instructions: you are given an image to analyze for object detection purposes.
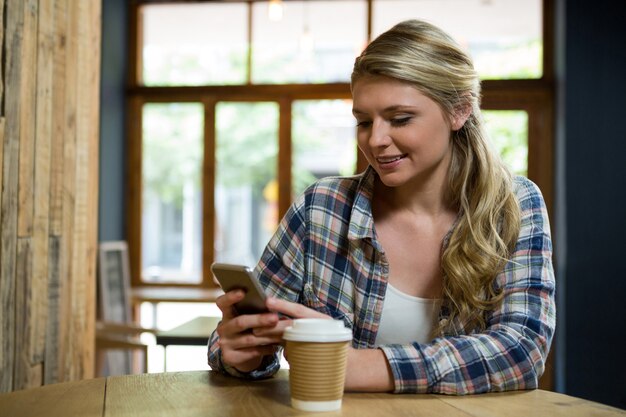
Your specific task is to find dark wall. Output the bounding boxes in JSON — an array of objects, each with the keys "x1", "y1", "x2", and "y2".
[
  {"x1": 99, "y1": 0, "x2": 128, "y2": 241},
  {"x1": 557, "y1": 0, "x2": 626, "y2": 409}
]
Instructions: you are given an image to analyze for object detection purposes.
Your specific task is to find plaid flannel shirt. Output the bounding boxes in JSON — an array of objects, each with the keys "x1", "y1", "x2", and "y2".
[{"x1": 208, "y1": 167, "x2": 556, "y2": 394}]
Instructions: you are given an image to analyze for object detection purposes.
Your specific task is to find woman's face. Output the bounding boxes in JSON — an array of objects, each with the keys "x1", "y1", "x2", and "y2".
[{"x1": 352, "y1": 76, "x2": 459, "y2": 190}]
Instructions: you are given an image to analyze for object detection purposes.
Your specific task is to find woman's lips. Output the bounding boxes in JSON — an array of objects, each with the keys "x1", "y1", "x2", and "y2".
[{"x1": 376, "y1": 154, "x2": 407, "y2": 169}]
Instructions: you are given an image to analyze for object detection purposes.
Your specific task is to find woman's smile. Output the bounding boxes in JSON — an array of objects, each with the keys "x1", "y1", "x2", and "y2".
[{"x1": 375, "y1": 154, "x2": 408, "y2": 169}]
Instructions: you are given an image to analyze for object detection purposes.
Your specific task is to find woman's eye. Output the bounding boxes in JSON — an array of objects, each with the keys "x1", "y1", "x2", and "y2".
[
  {"x1": 356, "y1": 121, "x2": 372, "y2": 128},
  {"x1": 391, "y1": 117, "x2": 411, "y2": 127}
]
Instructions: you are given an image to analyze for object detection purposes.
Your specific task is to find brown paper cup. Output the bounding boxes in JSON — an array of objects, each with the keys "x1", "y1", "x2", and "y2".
[{"x1": 283, "y1": 319, "x2": 352, "y2": 412}]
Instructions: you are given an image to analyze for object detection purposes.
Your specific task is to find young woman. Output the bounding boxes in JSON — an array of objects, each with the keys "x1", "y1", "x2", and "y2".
[{"x1": 208, "y1": 19, "x2": 555, "y2": 394}]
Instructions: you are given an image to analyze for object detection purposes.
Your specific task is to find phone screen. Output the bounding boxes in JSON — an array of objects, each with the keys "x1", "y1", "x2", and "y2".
[{"x1": 211, "y1": 263, "x2": 269, "y2": 315}]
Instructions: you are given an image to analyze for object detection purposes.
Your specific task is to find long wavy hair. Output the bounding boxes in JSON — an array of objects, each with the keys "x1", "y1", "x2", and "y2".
[{"x1": 351, "y1": 19, "x2": 521, "y2": 335}]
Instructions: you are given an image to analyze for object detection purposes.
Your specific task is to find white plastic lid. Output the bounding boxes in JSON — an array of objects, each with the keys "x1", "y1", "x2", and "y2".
[{"x1": 283, "y1": 318, "x2": 352, "y2": 342}]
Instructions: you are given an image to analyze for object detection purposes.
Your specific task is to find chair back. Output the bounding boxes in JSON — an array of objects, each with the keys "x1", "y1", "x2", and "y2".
[
  {"x1": 97, "y1": 241, "x2": 132, "y2": 324},
  {"x1": 97, "y1": 241, "x2": 135, "y2": 375}
]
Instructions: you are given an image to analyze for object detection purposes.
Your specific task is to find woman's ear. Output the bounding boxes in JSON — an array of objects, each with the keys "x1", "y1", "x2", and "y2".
[{"x1": 451, "y1": 102, "x2": 472, "y2": 131}]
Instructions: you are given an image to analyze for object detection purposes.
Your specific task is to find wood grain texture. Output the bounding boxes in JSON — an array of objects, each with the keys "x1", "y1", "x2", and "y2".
[
  {"x1": 0, "y1": 0, "x2": 100, "y2": 392},
  {"x1": 77, "y1": 0, "x2": 101, "y2": 380},
  {"x1": 1, "y1": 0, "x2": 24, "y2": 393},
  {"x1": 0, "y1": 0, "x2": 4, "y2": 108},
  {"x1": 13, "y1": 238, "x2": 34, "y2": 390},
  {"x1": 44, "y1": 236, "x2": 62, "y2": 384},
  {"x1": 48, "y1": 0, "x2": 68, "y2": 237},
  {"x1": 1, "y1": 370, "x2": 624, "y2": 417},
  {"x1": 0, "y1": 118, "x2": 4, "y2": 207},
  {"x1": 62, "y1": 0, "x2": 79, "y2": 381},
  {"x1": 31, "y1": 0, "x2": 54, "y2": 380},
  {"x1": 17, "y1": 0, "x2": 38, "y2": 237},
  {"x1": 438, "y1": 389, "x2": 625, "y2": 417},
  {"x1": 101, "y1": 371, "x2": 624, "y2": 417},
  {"x1": 0, "y1": 377, "x2": 105, "y2": 417}
]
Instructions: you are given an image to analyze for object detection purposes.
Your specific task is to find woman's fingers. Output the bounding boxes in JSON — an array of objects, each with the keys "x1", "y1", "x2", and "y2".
[
  {"x1": 217, "y1": 311, "x2": 279, "y2": 336},
  {"x1": 252, "y1": 318, "x2": 293, "y2": 337},
  {"x1": 265, "y1": 297, "x2": 331, "y2": 319},
  {"x1": 215, "y1": 290, "x2": 246, "y2": 320},
  {"x1": 220, "y1": 345, "x2": 278, "y2": 369},
  {"x1": 218, "y1": 331, "x2": 282, "y2": 350}
]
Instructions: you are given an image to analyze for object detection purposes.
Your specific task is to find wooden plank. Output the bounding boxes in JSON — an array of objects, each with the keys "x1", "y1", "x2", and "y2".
[
  {"x1": 49, "y1": 0, "x2": 68, "y2": 237},
  {"x1": 0, "y1": 0, "x2": 25, "y2": 394},
  {"x1": 0, "y1": 0, "x2": 4, "y2": 109},
  {"x1": 44, "y1": 236, "x2": 62, "y2": 384},
  {"x1": 0, "y1": 377, "x2": 105, "y2": 417},
  {"x1": 31, "y1": 0, "x2": 54, "y2": 381},
  {"x1": 438, "y1": 389, "x2": 625, "y2": 417},
  {"x1": 0, "y1": 118, "x2": 4, "y2": 212},
  {"x1": 80, "y1": 0, "x2": 101, "y2": 380},
  {"x1": 104, "y1": 371, "x2": 254, "y2": 416},
  {"x1": 103, "y1": 371, "x2": 472, "y2": 417},
  {"x1": 17, "y1": 0, "x2": 38, "y2": 237},
  {"x1": 69, "y1": 0, "x2": 101, "y2": 381},
  {"x1": 70, "y1": 0, "x2": 90, "y2": 381},
  {"x1": 62, "y1": 0, "x2": 78, "y2": 381},
  {"x1": 13, "y1": 237, "x2": 33, "y2": 390}
]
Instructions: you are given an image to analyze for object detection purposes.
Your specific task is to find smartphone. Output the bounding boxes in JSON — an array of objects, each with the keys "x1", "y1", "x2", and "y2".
[{"x1": 210, "y1": 263, "x2": 270, "y2": 315}]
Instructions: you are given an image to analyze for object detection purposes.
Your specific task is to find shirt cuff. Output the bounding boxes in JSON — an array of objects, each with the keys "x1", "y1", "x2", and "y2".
[
  {"x1": 379, "y1": 344, "x2": 430, "y2": 393},
  {"x1": 219, "y1": 350, "x2": 281, "y2": 380}
]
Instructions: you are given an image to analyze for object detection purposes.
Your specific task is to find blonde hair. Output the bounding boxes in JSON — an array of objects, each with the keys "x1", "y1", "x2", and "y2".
[{"x1": 352, "y1": 20, "x2": 521, "y2": 335}]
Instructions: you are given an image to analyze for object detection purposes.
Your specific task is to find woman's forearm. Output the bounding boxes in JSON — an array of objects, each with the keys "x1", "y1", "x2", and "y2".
[{"x1": 344, "y1": 348, "x2": 395, "y2": 392}]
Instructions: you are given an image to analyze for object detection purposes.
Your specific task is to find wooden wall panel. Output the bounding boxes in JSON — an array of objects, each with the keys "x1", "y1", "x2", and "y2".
[
  {"x1": 0, "y1": 0, "x2": 101, "y2": 393},
  {"x1": 1, "y1": 0, "x2": 23, "y2": 393}
]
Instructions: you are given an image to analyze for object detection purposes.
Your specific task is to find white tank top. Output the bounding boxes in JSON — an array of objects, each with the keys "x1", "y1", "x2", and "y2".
[{"x1": 375, "y1": 283, "x2": 442, "y2": 346}]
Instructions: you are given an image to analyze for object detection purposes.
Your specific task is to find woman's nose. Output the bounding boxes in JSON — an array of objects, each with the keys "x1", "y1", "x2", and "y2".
[{"x1": 368, "y1": 121, "x2": 391, "y2": 147}]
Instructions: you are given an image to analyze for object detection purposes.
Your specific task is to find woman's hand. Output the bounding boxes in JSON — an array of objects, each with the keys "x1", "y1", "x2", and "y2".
[
  {"x1": 250, "y1": 297, "x2": 332, "y2": 339},
  {"x1": 215, "y1": 290, "x2": 282, "y2": 373}
]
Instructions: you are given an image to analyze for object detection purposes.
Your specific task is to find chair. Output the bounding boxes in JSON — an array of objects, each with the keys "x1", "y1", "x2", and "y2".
[{"x1": 96, "y1": 241, "x2": 156, "y2": 376}]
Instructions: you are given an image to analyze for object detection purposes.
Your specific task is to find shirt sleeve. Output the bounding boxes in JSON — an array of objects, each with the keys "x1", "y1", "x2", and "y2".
[
  {"x1": 207, "y1": 193, "x2": 309, "y2": 378},
  {"x1": 379, "y1": 178, "x2": 556, "y2": 394}
]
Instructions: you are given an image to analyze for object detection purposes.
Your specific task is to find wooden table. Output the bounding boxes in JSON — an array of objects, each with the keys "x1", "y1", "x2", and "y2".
[
  {"x1": 1, "y1": 370, "x2": 623, "y2": 417},
  {"x1": 155, "y1": 316, "x2": 221, "y2": 371}
]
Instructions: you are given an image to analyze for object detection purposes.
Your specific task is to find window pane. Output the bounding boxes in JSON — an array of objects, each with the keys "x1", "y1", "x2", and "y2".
[
  {"x1": 215, "y1": 102, "x2": 279, "y2": 266},
  {"x1": 292, "y1": 100, "x2": 357, "y2": 197},
  {"x1": 483, "y1": 110, "x2": 528, "y2": 176},
  {"x1": 141, "y1": 3, "x2": 248, "y2": 86},
  {"x1": 373, "y1": 0, "x2": 542, "y2": 79},
  {"x1": 252, "y1": 1, "x2": 367, "y2": 84},
  {"x1": 142, "y1": 103, "x2": 204, "y2": 284}
]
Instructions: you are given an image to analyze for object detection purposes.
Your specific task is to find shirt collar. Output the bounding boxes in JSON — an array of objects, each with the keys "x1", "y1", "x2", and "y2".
[{"x1": 348, "y1": 166, "x2": 377, "y2": 242}]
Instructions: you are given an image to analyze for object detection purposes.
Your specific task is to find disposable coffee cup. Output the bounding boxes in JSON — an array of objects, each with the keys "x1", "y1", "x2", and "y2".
[{"x1": 283, "y1": 318, "x2": 352, "y2": 412}]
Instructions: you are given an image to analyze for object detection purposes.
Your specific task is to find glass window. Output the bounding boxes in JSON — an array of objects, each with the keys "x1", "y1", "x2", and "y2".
[
  {"x1": 141, "y1": 3, "x2": 248, "y2": 86},
  {"x1": 292, "y1": 100, "x2": 357, "y2": 197},
  {"x1": 483, "y1": 110, "x2": 529, "y2": 176},
  {"x1": 142, "y1": 103, "x2": 204, "y2": 283},
  {"x1": 251, "y1": 1, "x2": 367, "y2": 84},
  {"x1": 215, "y1": 102, "x2": 279, "y2": 265},
  {"x1": 372, "y1": 0, "x2": 543, "y2": 79}
]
